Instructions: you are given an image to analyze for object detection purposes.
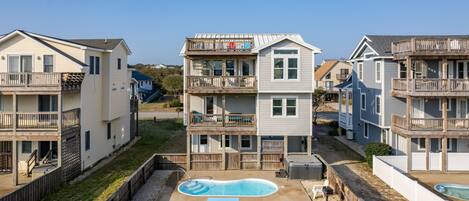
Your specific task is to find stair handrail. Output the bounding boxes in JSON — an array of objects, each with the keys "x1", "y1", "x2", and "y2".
[
  {"x1": 40, "y1": 149, "x2": 52, "y2": 165},
  {"x1": 27, "y1": 149, "x2": 38, "y2": 177}
]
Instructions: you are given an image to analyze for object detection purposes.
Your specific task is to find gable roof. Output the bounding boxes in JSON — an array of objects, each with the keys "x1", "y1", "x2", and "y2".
[
  {"x1": 69, "y1": 39, "x2": 124, "y2": 51},
  {"x1": 180, "y1": 33, "x2": 321, "y2": 55},
  {"x1": 350, "y1": 35, "x2": 469, "y2": 59},
  {"x1": 132, "y1": 70, "x2": 153, "y2": 81},
  {"x1": 335, "y1": 76, "x2": 352, "y2": 89},
  {"x1": 315, "y1": 60, "x2": 339, "y2": 81}
]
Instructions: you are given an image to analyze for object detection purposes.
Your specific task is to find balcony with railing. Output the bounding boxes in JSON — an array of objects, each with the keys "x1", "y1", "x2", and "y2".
[
  {"x1": 0, "y1": 72, "x2": 85, "y2": 92},
  {"x1": 392, "y1": 38, "x2": 469, "y2": 59},
  {"x1": 391, "y1": 115, "x2": 469, "y2": 137},
  {"x1": 392, "y1": 78, "x2": 469, "y2": 97},
  {"x1": 336, "y1": 73, "x2": 349, "y2": 80},
  {"x1": 185, "y1": 38, "x2": 254, "y2": 55},
  {"x1": 0, "y1": 108, "x2": 80, "y2": 138},
  {"x1": 188, "y1": 113, "x2": 256, "y2": 135},
  {"x1": 186, "y1": 76, "x2": 257, "y2": 93}
]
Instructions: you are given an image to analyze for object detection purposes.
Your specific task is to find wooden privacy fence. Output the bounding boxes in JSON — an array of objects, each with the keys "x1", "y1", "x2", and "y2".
[{"x1": 0, "y1": 167, "x2": 63, "y2": 201}]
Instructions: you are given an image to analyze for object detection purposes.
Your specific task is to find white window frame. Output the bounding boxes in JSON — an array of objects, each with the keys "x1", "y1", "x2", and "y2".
[
  {"x1": 375, "y1": 95, "x2": 381, "y2": 115},
  {"x1": 43, "y1": 55, "x2": 54, "y2": 72},
  {"x1": 364, "y1": 123, "x2": 369, "y2": 139},
  {"x1": 271, "y1": 48, "x2": 300, "y2": 81},
  {"x1": 358, "y1": 62, "x2": 364, "y2": 81},
  {"x1": 7, "y1": 54, "x2": 35, "y2": 73},
  {"x1": 417, "y1": 138, "x2": 426, "y2": 151},
  {"x1": 271, "y1": 96, "x2": 298, "y2": 118},
  {"x1": 240, "y1": 135, "x2": 252, "y2": 150},
  {"x1": 218, "y1": 135, "x2": 232, "y2": 149},
  {"x1": 375, "y1": 60, "x2": 382, "y2": 83},
  {"x1": 199, "y1": 135, "x2": 208, "y2": 145},
  {"x1": 360, "y1": 93, "x2": 366, "y2": 110},
  {"x1": 438, "y1": 98, "x2": 452, "y2": 111}
]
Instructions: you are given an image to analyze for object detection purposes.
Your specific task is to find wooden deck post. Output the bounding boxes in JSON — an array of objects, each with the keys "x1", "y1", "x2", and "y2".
[
  {"x1": 57, "y1": 92, "x2": 62, "y2": 167},
  {"x1": 307, "y1": 135, "x2": 312, "y2": 156},
  {"x1": 406, "y1": 96, "x2": 412, "y2": 129},
  {"x1": 257, "y1": 136, "x2": 261, "y2": 170},
  {"x1": 186, "y1": 134, "x2": 191, "y2": 170},
  {"x1": 221, "y1": 134, "x2": 226, "y2": 170},
  {"x1": 442, "y1": 138, "x2": 448, "y2": 172},
  {"x1": 407, "y1": 137, "x2": 412, "y2": 172},
  {"x1": 12, "y1": 140, "x2": 18, "y2": 186},
  {"x1": 425, "y1": 137, "x2": 430, "y2": 171},
  {"x1": 283, "y1": 136, "x2": 288, "y2": 158},
  {"x1": 238, "y1": 135, "x2": 242, "y2": 169}
]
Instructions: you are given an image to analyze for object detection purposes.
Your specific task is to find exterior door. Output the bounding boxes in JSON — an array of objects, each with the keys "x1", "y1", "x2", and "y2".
[
  {"x1": 204, "y1": 96, "x2": 216, "y2": 115},
  {"x1": 38, "y1": 95, "x2": 58, "y2": 112},
  {"x1": 457, "y1": 99, "x2": 468, "y2": 118},
  {"x1": 199, "y1": 135, "x2": 208, "y2": 153},
  {"x1": 456, "y1": 61, "x2": 469, "y2": 79},
  {"x1": 240, "y1": 60, "x2": 253, "y2": 76},
  {"x1": 412, "y1": 98, "x2": 425, "y2": 118}
]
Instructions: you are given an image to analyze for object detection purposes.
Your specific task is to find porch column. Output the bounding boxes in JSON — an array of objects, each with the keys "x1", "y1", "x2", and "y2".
[
  {"x1": 442, "y1": 98, "x2": 448, "y2": 133},
  {"x1": 406, "y1": 97, "x2": 412, "y2": 127},
  {"x1": 283, "y1": 136, "x2": 288, "y2": 158},
  {"x1": 186, "y1": 134, "x2": 191, "y2": 170},
  {"x1": 12, "y1": 140, "x2": 18, "y2": 186},
  {"x1": 407, "y1": 137, "x2": 412, "y2": 172},
  {"x1": 257, "y1": 136, "x2": 261, "y2": 170},
  {"x1": 222, "y1": 95, "x2": 226, "y2": 127},
  {"x1": 442, "y1": 137, "x2": 448, "y2": 172},
  {"x1": 338, "y1": 90, "x2": 342, "y2": 114},
  {"x1": 406, "y1": 57, "x2": 412, "y2": 92},
  {"x1": 186, "y1": 94, "x2": 191, "y2": 126},
  {"x1": 12, "y1": 93, "x2": 17, "y2": 132},
  {"x1": 57, "y1": 93, "x2": 62, "y2": 167},
  {"x1": 425, "y1": 137, "x2": 430, "y2": 171},
  {"x1": 221, "y1": 134, "x2": 226, "y2": 170},
  {"x1": 345, "y1": 91, "x2": 350, "y2": 127},
  {"x1": 307, "y1": 135, "x2": 312, "y2": 156},
  {"x1": 238, "y1": 135, "x2": 242, "y2": 168}
]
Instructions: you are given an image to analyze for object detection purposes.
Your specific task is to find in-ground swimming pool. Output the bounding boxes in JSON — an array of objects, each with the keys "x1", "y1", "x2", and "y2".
[
  {"x1": 178, "y1": 178, "x2": 278, "y2": 197},
  {"x1": 435, "y1": 183, "x2": 469, "y2": 200}
]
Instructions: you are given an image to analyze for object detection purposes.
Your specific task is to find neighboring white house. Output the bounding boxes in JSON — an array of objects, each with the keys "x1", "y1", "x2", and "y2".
[
  {"x1": 181, "y1": 33, "x2": 321, "y2": 170},
  {"x1": 0, "y1": 30, "x2": 136, "y2": 183}
]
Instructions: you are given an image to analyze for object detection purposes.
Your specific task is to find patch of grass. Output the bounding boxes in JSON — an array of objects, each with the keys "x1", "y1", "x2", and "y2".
[
  {"x1": 139, "y1": 96, "x2": 181, "y2": 112},
  {"x1": 45, "y1": 119, "x2": 184, "y2": 201}
]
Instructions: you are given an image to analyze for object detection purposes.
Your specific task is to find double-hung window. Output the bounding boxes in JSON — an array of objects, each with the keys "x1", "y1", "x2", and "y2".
[
  {"x1": 272, "y1": 97, "x2": 297, "y2": 117},
  {"x1": 375, "y1": 61, "x2": 382, "y2": 83},
  {"x1": 273, "y1": 49, "x2": 299, "y2": 80},
  {"x1": 241, "y1": 136, "x2": 251, "y2": 149},
  {"x1": 375, "y1": 96, "x2": 381, "y2": 114},
  {"x1": 358, "y1": 63, "x2": 363, "y2": 81},
  {"x1": 361, "y1": 93, "x2": 366, "y2": 110},
  {"x1": 89, "y1": 56, "x2": 100, "y2": 75},
  {"x1": 85, "y1": 131, "x2": 91, "y2": 151},
  {"x1": 117, "y1": 58, "x2": 122, "y2": 70},
  {"x1": 43, "y1": 55, "x2": 54, "y2": 72}
]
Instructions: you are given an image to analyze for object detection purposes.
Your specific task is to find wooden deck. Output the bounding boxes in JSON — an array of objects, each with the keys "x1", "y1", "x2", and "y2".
[
  {"x1": 187, "y1": 113, "x2": 256, "y2": 135},
  {"x1": 391, "y1": 115, "x2": 469, "y2": 138},
  {"x1": 0, "y1": 72, "x2": 84, "y2": 93},
  {"x1": 392, "y1": 78, "x2": 469, "y2": 97},
  {"x1": 186, "y1": 76, "x2": 257, "y2": 94},
  {"x1": 392, "y1": 38, "x2": 469, "y2": 59},
  {"x1": 185, "y1": 38, "x2": 255, "y2": 56}
]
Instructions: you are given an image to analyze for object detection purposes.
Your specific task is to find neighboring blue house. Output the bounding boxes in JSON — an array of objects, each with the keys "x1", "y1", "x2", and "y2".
[
  {"x1": 131, "y1": 70, "x2": 154, "y2": 101},
  {"x1": 347, "y1": 35, "x2": 469, "y2": 172}
]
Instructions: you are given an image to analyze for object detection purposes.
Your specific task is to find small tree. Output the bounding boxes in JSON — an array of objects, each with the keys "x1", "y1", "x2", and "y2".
[
  {"x1": 162, "y1": 75, "x2": 183, "y2": 95},
  {"x1": 312, "y1": 88, "x2": 326, "y2": 125}
]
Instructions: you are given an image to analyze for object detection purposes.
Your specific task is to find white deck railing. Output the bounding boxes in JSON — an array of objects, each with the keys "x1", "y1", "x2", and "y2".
[
  {"x1": 373, "y1": 156, "x2": 447, "y2": 201},
  {"x1": 338, "y1": 112, "x2": 352, "y2": 129}
]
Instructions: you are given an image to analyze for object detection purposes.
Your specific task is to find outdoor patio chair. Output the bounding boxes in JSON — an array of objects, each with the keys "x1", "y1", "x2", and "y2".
[{"x1": 312, "y1": 179, "x2": 329, "y2": 200}]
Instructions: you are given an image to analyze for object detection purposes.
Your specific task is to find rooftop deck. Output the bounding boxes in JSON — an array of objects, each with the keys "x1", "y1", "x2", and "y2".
[
  {"x1": 185, "y1": 38, "x2": 255, "y2": 56},
  {"x1": 0, "y1": 73, "x2": 84, "y2": 93},
  {"x1": 392, "y1": 38, "x2": 469, "y2": 59}
]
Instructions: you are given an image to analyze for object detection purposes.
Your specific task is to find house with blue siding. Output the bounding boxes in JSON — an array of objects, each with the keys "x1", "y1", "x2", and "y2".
[{"x1": 348, "y1": 35, "x2": 469, "y2": 172}]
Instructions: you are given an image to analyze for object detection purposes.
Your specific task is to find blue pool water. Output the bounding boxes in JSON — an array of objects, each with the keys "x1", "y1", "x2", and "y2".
[
  {"x1": 178, "y1": 178, "x2": 278, "y2": 197},
  {"x1": 435, "y1": 183, "x2": 469, "y2": 200}
]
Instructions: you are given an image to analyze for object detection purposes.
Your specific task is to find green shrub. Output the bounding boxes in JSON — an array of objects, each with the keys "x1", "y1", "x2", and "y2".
[
  {"x1": 327, "y1": 128, "x2": 339, "y2": 136},
  {"x1": 168, "y1": 99, "x2": 183, "y2": 107},
  {"x1": 326, "y1": 121, "x2": 339, "y2": 128},
  {"x1": 365, "y1": 143, "x2": 392, "y2": 167},
  {"x1": 162, "y1": 103, "x2": 170, "y2": 108}
]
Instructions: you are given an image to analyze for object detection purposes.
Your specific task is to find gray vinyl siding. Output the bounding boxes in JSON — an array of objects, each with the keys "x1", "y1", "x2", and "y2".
[
  {"x1": 384, "y1": 60, "x2": 405, "y2": 125},
  {"x1": 258, "y1": 93, "x2": 311, "y2": 136},
  {"x1": 411, "y1": 138, "x2": 458, "y2": 153},
  {"x1": 357, "y1": 59, "x2": 382, "y2": 126},
  {"x1": 258, "y1": 40, "x2": 313, "y2": 92}
]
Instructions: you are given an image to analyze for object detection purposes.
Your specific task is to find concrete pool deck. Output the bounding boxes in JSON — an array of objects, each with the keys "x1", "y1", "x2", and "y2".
[
  {"x1": 151, "y1": 170, "x2": 326, "y2": 201},
  {"x1": 411, "y1": 172, "x2": 469, "y2": 201}
]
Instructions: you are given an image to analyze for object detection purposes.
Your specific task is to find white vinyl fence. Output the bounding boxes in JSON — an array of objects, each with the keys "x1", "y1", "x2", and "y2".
[{"x1": 373, "y1": 156, "x2": 448, "y2": 201}]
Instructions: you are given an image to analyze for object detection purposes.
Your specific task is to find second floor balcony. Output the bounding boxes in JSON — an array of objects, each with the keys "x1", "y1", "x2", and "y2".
[
  {"x1": 0, "y1": 72, "x2": 85, "y2": 93},
  {"x1": 392, "y1": 78, "x2": 469, "y2": 97},
  {"x1": 187, "y1": 113, "x2": 256, "y2": 135},
  {"x1": 186, "y1": 76, "x2": 257, "y2": 94},
  {"x1": 336, "y1": 73, "x2": 349, "y2": 81},
  {"x1": 391, "y1": 115, "x2": 469, "y2": 137}
]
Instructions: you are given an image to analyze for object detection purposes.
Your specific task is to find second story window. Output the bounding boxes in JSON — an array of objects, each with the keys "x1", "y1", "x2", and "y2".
[
  {"x1": 43, "y1": 55, "x2": 54, "y2": 72},
  {"x1": 358, "y1": 63, "x2": 363, "y2": 81},
  {"x1": 117, "y1": 58, "x2": 122, "y2": 70},
  {"x1": 375, "y1": 61, "x2": 382, "y2": 83},
  {"x1": 272, "y1": 98, "x2": 283, "y2": 116},
  {"x1": 286, "y1": 98, "x2": 297, "y2": 116},
  {"x1": 273, "y1": 49, "x2": 299, "y2": 80},
  {"x1": 375, "y1": 95, "x2": 381, "y2": 114},
  {"x1": 325, "y1": 72, "x2": 331, "y2": 79},
  {"x1": 361, "y1": 93, "x2": 366, "y2": 110},
  {"x1": 89, "y1": 56, "x2": 100, "y2": 75},
  {"x1": 272, "y1": 97, "x2": 297, "y2": 117},
  {"x1": 399, "y1": 62, "x2": 407, "y2": 79}
]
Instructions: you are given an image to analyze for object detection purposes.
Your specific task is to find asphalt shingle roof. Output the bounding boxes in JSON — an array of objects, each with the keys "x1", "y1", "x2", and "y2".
[{"x1": 69, "y1": 39, "x2": 123, "y2": 50}]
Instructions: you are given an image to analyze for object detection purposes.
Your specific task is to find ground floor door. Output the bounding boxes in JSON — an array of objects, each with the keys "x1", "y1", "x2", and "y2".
[
  {"x1": 39, "y1": 141, "x2": 50, "y2": 159},
  {"x1": 226, "y1": 153, "x2": 240, "y2": 170},
  {"x1": 0, "y1": 141, "x2": 12, "y2": 172}
]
